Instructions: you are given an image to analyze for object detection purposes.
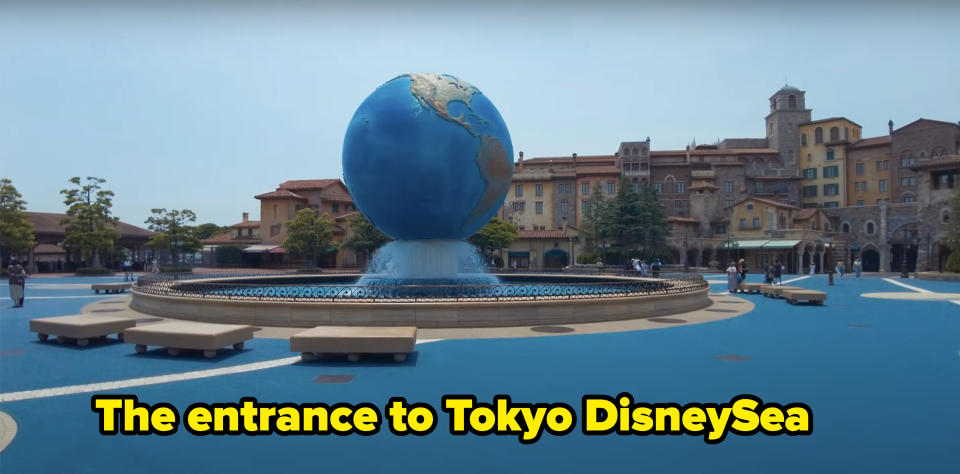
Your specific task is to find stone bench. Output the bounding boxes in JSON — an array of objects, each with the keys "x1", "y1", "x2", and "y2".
[
  {"x1": 760, "y1": 285, "x2": 802, "y2": 298},
  {"x1": 124, "y1": 322, "x2": 255, "y2": 358},
  {"x1": 782, "y1": 289, "x2": 827, "y2": 305},
  {"x1": 29, "y1": 315, "x2": 138, "y2": 346},
  {"x1": 291, "y1": 326, "x2": 417, "y2": 362},
  {"x1": 737, "y1": 283, "x2": 767, "y2": 294},
  {"x1": 92, "y1": 282, "x2": 132, "y2": 294}
]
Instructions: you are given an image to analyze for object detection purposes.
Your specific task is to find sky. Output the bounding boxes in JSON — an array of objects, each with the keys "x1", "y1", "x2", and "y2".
[{"x1": 2, "y1": 1, "x2": 958, "y2": 227}]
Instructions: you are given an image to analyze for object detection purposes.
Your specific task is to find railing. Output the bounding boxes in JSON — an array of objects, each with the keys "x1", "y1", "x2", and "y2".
[{"x1": 133, "y1": 272, "x2": 708, "y2": 303}]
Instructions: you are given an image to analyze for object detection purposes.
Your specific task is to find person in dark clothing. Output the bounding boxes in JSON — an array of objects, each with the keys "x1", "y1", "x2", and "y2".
[
  {"x1": 7, "y1": 258, "x2": 27, "y2": 307},
  {"x1": 773, "y1": 260, "x2": 783, "y2": 285}
]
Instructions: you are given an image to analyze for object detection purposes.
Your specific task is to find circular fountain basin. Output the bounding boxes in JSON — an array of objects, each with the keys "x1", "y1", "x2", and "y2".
[{"x1": 131, "y1": 273, "x2": 710, "y2": 328}]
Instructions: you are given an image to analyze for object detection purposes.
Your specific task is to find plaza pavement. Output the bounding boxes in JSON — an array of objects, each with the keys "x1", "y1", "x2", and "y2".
[{"x1": 0, "y1": 273, "x2": 958, "y2": 473}]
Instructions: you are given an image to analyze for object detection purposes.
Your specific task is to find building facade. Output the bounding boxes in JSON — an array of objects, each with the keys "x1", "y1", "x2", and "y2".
[{"x1": 798, "y1": 117, "x2": 862, "y2": 208}]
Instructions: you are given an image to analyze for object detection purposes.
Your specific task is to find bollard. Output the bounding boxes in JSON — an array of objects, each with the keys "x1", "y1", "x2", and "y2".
[{"x1": 828, "y1": 272, "x2": 834, "y2": 286}]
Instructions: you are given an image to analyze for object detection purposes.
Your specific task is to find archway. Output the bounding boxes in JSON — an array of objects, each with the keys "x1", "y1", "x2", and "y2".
[
  {"x1": 543, "y1": 249, "x2": 569, "y2": 270},
  {"x1": 861, "y1": 248, "x2": 880, "y2": 272},
  {"x1": 686, "y1": 249, "x2": 698, "y2": 268},
  {"x1": 701, "y1": 248, "x2": 714, "y2": 269}
]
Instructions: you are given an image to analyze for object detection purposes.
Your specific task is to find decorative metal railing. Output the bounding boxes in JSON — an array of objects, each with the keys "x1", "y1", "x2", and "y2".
[{"x1": 133, "y1": 272, "x2": 708, "y2": 303}]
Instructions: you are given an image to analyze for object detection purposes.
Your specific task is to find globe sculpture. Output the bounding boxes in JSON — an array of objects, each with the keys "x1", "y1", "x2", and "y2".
[{"x1": 343, "y1": 73, "x2": 514, "y2": 284}]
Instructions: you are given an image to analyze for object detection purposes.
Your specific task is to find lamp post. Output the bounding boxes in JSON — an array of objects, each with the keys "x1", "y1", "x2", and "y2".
[
  {"x1": 900, "y1": 227, "x2": 912, "y2": 279},
  {"x1": 683, "y1": 230, "x2": 690, "y2": 272}
]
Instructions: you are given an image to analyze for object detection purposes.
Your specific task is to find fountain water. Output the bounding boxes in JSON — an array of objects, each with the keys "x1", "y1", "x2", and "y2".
[{"x1": 358, "y1": 240, "x2": 498, "y2": 286}]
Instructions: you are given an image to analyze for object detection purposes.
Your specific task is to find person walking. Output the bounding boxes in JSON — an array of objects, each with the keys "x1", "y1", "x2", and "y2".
[
  {"x1": 122, "y1": 257, "x2": 133, "y2": 281},
  {"x1": 151, "y1": 258, "x2": 160, "y2": 273},
  {"x1": 738, "y1": 259, "x2": 748, "y2": 284},
  {"x1": 809, "y1": 262, "x2": 816, "y2": 275},
  {"x1": 652, "y1": 259, "x2": 662, "y2": 278},
  {"x1": 726, "y1": 260, "x2": 739, "y2": 293},
  {"x1": 773, "y1": 260, "x2": 783, "y2": 285},
  {"x1": 7, "y1": 258, "x2": 27, "y2": 308},
  {"x1": 835, "y1": 262, "x2": 844, "y2": 279},
  {"x1": 854, "y1": 258, "x2": 862, "y2": 278}
]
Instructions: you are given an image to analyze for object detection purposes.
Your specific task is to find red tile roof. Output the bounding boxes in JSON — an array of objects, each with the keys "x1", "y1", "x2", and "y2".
[
  {"x1": 278, "y1": 179, "x2": 341, "y2": 190},
  {"x1": 255, "y1": 189, "x2": 307, "y2": 200},
  {"x1": 576, "y1": 166, "x2": 622, "y2": 176},
  {"x1": 849, "y1": 135, "x2": 891, "y2": 149},
  {"x1": 522, "y1": 155, "x2": 616, "y2": 165},
  {"x1": 793, "y1": 208, "x2": 819, "y2": 220},
  {"x1": 651, "y1": 148, "x2": 778, "y2": 157},
  {"x1": 517, "y1": 229, "x2": 571, "y2": 239},
  {"x1": 799, "y1": 116, "x2": 862, "y2": 128},
  {"x1": 728, "y1": 196, "x2": 799, "y2": 210}
]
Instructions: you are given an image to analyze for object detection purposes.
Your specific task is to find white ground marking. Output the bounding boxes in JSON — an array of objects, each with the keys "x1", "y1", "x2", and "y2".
[
  {"x1": 0, "y1": 339, "x2": 443, "y2": 403},
  {"x1": 882, "y1": 278, "x2": 960, "y2": 306},
  {"x1": 780, "y1": 275, "x2": 812, "y2": 285},
  {"x1": 22, "y1": 295, "x2": 115, "y2": 300}
]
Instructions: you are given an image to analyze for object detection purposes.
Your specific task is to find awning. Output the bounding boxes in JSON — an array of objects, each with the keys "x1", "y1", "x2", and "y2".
[
  {"x1": 242, "y1": 245, "x2": 280, "y2": 253},
  {"x1": 268, "y1": 247, "x2": 287, "y2": 254},
  {"x1": 508, "y1": 251, "x2": 530, "y2": 257},
  {"x1": 761, "y1": 239, "x2": 802, "y2": 249},
  {"x1": 721, "y1": 240, "x2": 769, "y2": 249}
]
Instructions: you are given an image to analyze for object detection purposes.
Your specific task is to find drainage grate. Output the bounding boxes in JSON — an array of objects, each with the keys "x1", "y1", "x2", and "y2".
[
  {"x1": 530, "y1": 326, "x2": 575, "y2": 334},
  {"x1": 648, "y1": 317, "x2": 687, "y2": 324},
  {"x1": 91, "y1": 309, "x2": 124, "y2": 313},
  {"x1": 313, "y1": 374, "x2": 354, "y2": 384},
  {"x1": 706, "y1": 309, "x2": 737, "y2": 313},
  {"x1": 715, "y1": 354, "x2": 750, "y2": 362}
]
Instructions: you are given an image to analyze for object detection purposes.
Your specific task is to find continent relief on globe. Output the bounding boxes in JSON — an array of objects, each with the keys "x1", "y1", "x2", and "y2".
[{"x1": 403, "y1": 73, "x2": 512, "y2": 235}]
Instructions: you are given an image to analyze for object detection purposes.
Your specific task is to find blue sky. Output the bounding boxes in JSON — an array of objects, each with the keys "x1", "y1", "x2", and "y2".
[{"x1": 2, "y1": 1, "x2": 958, "y2": 226}]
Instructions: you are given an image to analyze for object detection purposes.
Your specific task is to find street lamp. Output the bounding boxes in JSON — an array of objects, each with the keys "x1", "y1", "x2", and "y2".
[
  {"x1": 683, "y1": 231, "x2": 690, "y2": 272},
  {"x1": 900, "y1": 227, "x2": 914, "y2": 279}
]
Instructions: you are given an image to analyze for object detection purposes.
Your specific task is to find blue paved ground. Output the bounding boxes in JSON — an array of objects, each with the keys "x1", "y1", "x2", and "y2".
[{"x1": 1, "y1": 275, "x2": 958, "y2": 473}]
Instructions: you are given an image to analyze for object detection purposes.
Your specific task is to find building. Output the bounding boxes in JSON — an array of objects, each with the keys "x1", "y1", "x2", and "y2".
[
  {"x1": 845, "y1": 135, "x2": 892, "y2": 207},
  {"x1": 889, "y1": 119, "x2": 960, "y2": 204},
  {"x1": 798, "y1": 117, "x2": 862, "y2": 208},
  {"x1": 23, "y1": 212, "x2": 154, "y2": 272}
]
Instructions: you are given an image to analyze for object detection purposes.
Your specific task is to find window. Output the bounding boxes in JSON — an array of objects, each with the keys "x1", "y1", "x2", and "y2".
[
  {"x1": 904, "y1": 195, "x2": 915, "y2": 203},
  {"x1": 535, "y1": 184, "x2": 543, "y2": 197},
  {"x1": 803, "y1": 168, "x2": 817, "y2": 179},
  {"x1": 866, "y1": 222, "x2": 875, "y2": 234},
  {"x1": 826, "y1": 149, "x2": 835, "y2": 161},
  {"x1": 801, "y1": 134, "x2": 807, "y2": 146},
  {"x1": 824, "y1": 202, "x2": 839, "y2": 208},
  {"x1": 654, "y1": 183, "x2": 662, "y2": 193},
  {"x1": 856, "y1": 162, "x2": 864, "y2": 176},
  {"x1": 900, "y1": 177, "x2": 916, "y2": 187},
  {"x1": 823, "y1": 166, "x2": 839, "y2": 178},
  {"x1": 725, "y1": 199, "x2": 733, "y2": 208},
  {"x1": 752, "y1": 217, "x2": 761, "y2": 229},
  {"x1": 332, "y1": 203, "x2": 339, "y2": 214},
  {"x1": 676, "y1": 182, "x2": 685, "y2": 193},
  {"x1": 755, "y1": 182, "x2": 764, "y2": 193},
  {"x1": 876, "y1": 160, "x2": 889, "y2": 171},
  {"x1": 879, "y1": 179, "x2": 888, "y2": 192},
  {"x1": 581, "y1": 200, "x2": 588, "y2": 214},
  {"x1": 824, "y1": 184, "x2": 839, "y2": 196},
  {"x1": 515, "y1": 185, "x2": 523, "y2": 197},
  {"x1": 535, "y1": 202, "x2": 543, "y2": 214},
  {"x1": 675, "y1": 200, "x2": 685, "y2": 209},
  {"x1": 724, "y1": 181, "x2": 734, "y2": 193},
  {"x1": 803, "y1": 186, "x2": 818, "y2": 197},
  {"x1": 788, "y1": 95, "x2": 797, "y2": 109},
  {"x1": 715, "y1": 224, "x2": 726, "y2": 234},
  {"x1": 777, "y1": 181, "x2": 787, "y2": 193},
  {"x1": 739, "y1": 218, "x2": 747, "y2": 229},
  {"x1": 829, "y1": 127, "x2": 839, "y2": 142},
  {"x1": 842, "y1": 222, "x2": 850, "y2": 233},
  {"x1": 559, "y1": 199, "x2": 568, "y2": 214},
  {"x1": 877, "y1": 199, "x2": 887, "y2": 205},
  {"x1": 814, "y1": 127, "x2": 823, "y2": 144},
  {"x1": 746, "y1": 203, "x2": 754, "y2": 210},
  {"x1": 606, "y1": 182, "x2": 616, "y2": 194},
  {"x1": 630, "y1": 181, "x2": 639, "y2": 192},
  {"x1": 854, "y1": 181, "x2": 868, "y2": 191},
  {"x1": 932, "y1": 171, "x2": 958, "y2": 189},
  {"x1": 857, "y1": 200, "x2": 864, "y2": 206},
  {"x1": 511, "y1": 201, "x2": 525, "y2": 212},
  {"x1": 581, "y1": 183, "x2": 590, "y2": 195},
  {"x1": 558, "y1": 183, "x2": 572, "y2": 193},
  {"x1": 900, "y1": 154, "x2": 915, "y2": 168}
]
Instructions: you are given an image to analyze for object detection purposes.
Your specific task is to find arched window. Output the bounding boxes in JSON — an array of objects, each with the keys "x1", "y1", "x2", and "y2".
[
  {"x1": 632, "y1": 147, "x2": 638, "y2": 156},
  {"x1": 919, "y1": 152, "x2": 926, "y2": 160},
  {"x1": 770, "y1": 98, "x2": 776, "y2": 111},
  {"x1": 829, "y1": 127, "x2": 839, "y2": 142},
  {"x1": 866, "y1": 222, "x2": 875, "y2": 235},
  {"x1": 814, "y1": 127, "x2": 823, "y2": 144},
  {"x1": 932, "y1": 146, "x2": 946, "y2": 159},
  {"x1": 788, "y1": 95, "x2": 797, "y2": 109},
  {"x1": 842, "y1": 222, "x2": 850, "y2": 233},
  {"x1": 778, "y1": 214, "x2": 786, "y2": 228}
]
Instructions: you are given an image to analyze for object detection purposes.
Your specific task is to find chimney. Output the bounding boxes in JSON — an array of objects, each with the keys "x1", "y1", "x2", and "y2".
[
  {"x1": 242, "y1": 212, "x2": 249, "y2": 223},
  {"x1": 888, "y1": 120, "x2": 894, "y2": 135},
  {"x1": 572, "y1": 153, "x2": 578, "y2": 166},
  {"x1": 518, "y1": 151, "x2": 524, "y2": 171}
]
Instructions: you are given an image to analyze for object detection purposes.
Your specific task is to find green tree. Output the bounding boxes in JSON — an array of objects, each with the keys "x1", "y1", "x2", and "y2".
[
  {"x1": 0, "y1": 179, "x2": 36, "y2": 265},
  {"x1": 194, "y1": 222, "x2": 231, "y2": 241},
  {"x1": 283, "y1": 208, "x2": 335, "y2": 266},
  {"x1": 633, "y1": 181, "x2": 671, "y2": 259},
  {"x1": 145, "y1": 208, "x2": 201, "y2": 262},
  {"x1": 468, "y1": 217, "x2": 518, "y2": 256},
  {"x1": 582, "y1": 182, "x2": 613, "y2": 259},
  {"x1": 60, "y1": 176, "x2": 119, "y2": 267},
  {"x1": 343, "y1": 213, "x2": 392, "y2": 264}
]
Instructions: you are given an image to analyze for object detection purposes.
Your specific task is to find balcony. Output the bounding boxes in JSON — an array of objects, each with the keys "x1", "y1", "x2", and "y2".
[
  {"x1": 622, "y1": 169, "x2": 650, "y2": 177},
  {"x1": 691, "y1": 170, "x2": 714, "y2": 179}
]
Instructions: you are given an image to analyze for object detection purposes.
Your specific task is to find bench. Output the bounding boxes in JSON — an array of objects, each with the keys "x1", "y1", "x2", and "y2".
[
  {"x1": 291, "y1": 326, "x2": 417, "y2": 362},
  {"x1": 760, "y1": 285, "x2": 802, "y2": 298},
  {"x1": 781, "y1": 289, "x2": 827, "y2": 305},
  {"x1": 29, "y1": 315, "x2": 138, "y2": 346},
  {"x1": 92, "y1": 282, "x2": 132, "y2": 294},
  {"x1": 123, "y1": 322, "x2": 255, "y2": 358},
  {"x1": 737, "y1": 283, "x2": 766, "y2": 294}
]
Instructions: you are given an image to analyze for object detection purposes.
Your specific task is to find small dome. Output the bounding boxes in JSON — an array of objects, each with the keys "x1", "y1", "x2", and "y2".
[{"x1": 780, "y1": 84, "x2": 800, "y2": 92}]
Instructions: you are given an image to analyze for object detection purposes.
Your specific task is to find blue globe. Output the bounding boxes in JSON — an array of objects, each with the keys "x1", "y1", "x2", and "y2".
[{"x1": 342, "y1": 73, "x2": 513, "y2": 240}]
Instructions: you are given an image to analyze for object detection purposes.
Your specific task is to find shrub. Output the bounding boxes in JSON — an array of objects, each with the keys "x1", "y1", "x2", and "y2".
[
  {"x1": 576, "y1": 252, "x2": 599, "y2": 264},
  {"x1": 75, "y1": 266, "x2": 115, "y2": 276},
  {"x1": 946, "y1": 252, "x2": 960, "y2": 273},
  {"x1": 159, "y1": 264, "x2": 193, "y2": 273},
  {"x1": 215, "y1": 245, "x2": 244, "y2": 267}
]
